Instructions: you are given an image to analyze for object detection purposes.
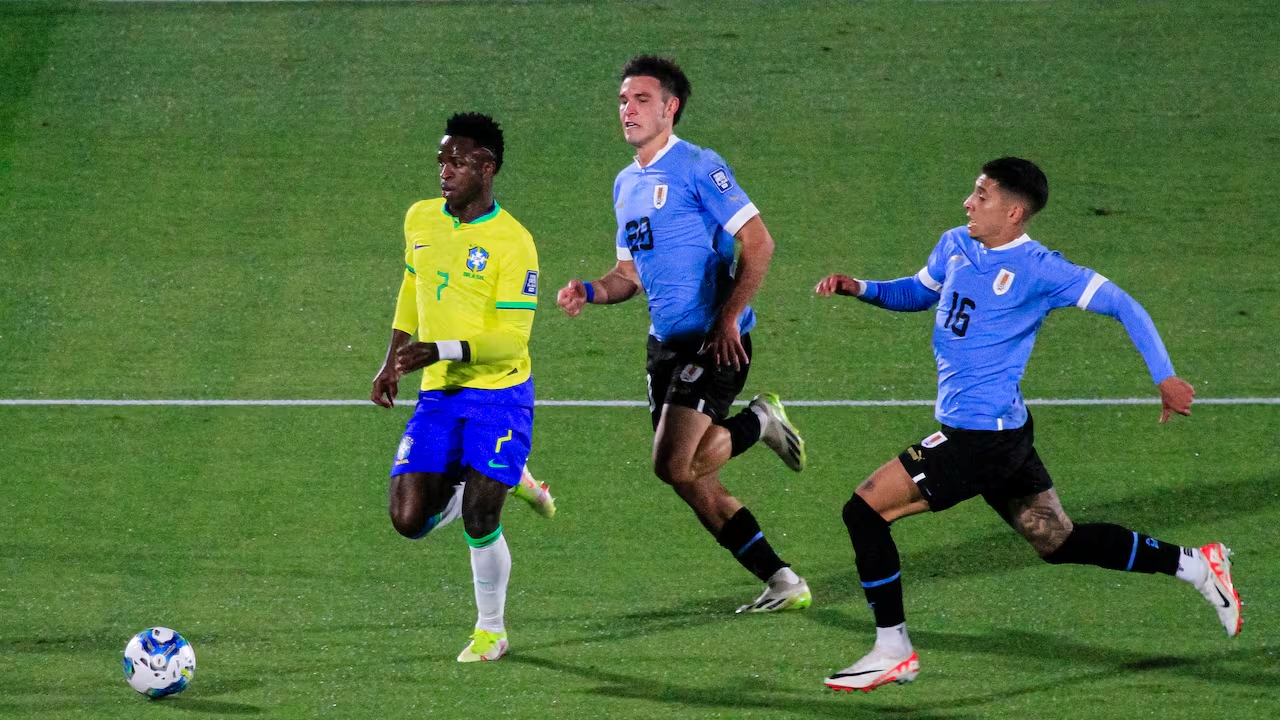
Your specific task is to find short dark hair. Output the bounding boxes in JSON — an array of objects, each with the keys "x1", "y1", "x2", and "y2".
[
  {"x1": 621, "y1": 55, "x2": 692, "y2": 125},
  {"x1": 981, "y1": 157, "x2": 1048, "y2": 217},
  {"x1": 445, "y1": 112, "x2": 504, "y2": 174}
]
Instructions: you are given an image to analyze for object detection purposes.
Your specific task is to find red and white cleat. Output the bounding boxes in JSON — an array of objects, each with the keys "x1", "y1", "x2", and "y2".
[
  {"x1": 1197, "y1": 542, "x2": 1242, "y2": 637},
  {"x1": 824, "y1": 647, "x2": 920, "y2": 692}
]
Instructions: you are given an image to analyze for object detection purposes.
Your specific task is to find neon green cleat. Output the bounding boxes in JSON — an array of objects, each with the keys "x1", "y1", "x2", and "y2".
[
  {"x1": 457, "y1": 628, "x2": 508, "y2": 663},
  {"x1": 750, "y1": 393, "x2": 806, "y2": 472},
  {"x1": 511, "y1": 465, "x2": 556, "y2": 519}
]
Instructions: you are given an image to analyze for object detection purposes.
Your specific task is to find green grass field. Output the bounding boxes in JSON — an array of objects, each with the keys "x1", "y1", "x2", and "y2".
[{"x1": 2, "y1": 0, "x2": 1277, "y2": 717}]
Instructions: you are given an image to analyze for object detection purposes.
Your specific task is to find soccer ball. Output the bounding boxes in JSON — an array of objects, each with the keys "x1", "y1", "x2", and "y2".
[{"x1": 122, "y1": 627, "x2": 196, "y2": 698}]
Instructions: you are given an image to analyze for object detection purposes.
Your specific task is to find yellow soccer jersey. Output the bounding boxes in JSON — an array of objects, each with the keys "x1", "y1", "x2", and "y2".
[{"x1": 392, "y1": 198, "x2": 538, "y2": 391}]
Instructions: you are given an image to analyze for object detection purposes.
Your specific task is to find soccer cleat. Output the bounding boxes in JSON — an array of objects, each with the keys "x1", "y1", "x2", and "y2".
[
  {"x1": 456, "y1": 628, "x2": 508, "y2": 662},
  {"x1": 1196, "y1": 542, "x2": 1242, "y2": 637},
  {"x1": 736, "y1": 576, "x2": 812, "y2": 614},
  {"x1": 750, "y1": 393, "x2": 806, "y2": 472},
  {"x1": 824, "y1": 647, "x2": 920, "y2": 692},
  {"x1": 510, "y1": 465, "x2": 556, "y2": 519}
]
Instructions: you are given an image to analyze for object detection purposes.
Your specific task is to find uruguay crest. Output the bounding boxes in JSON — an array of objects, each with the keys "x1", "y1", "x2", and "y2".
[
  {"x1": 993, "y1": 268, "x2": 1015, "y2": 296},
  {"x1": 653, "y1": 184, "x2": 668, "y2": 209},
  {"x1": 467, "y1": 246, "x2": 489, "y2": 272}
]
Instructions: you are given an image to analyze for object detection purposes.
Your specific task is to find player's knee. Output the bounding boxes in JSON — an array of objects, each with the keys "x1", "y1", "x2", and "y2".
[
  {"x1": 842, "y1": 493, "x2": 890, "y2": 546},
  {"x1": 389, "y1": 505, "x2": 427, "y2": 539},
  {"x1": 653, "y1": 456, "x2": 695, "y2": 487}
]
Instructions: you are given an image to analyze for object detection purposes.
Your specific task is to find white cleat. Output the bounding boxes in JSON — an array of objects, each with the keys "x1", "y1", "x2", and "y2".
[
  {"x1": 736, "y1": 576, "x2": 812, "y2": 614},
  {"x1": 510, "y1": 466, "x2": 556, "y2": 519},
  {"x1": 750, "y1": 393, "x2": 806, "y2": 472},
  {"x1": 456, "y1": 629, "x2": 508, "y2": 663},
  {"x1": 825, "y1": 646, "x2": 920, "y2": 692},
  {"x1": 1197, "y1": 542, "x2": 1242, "y2": 637}
]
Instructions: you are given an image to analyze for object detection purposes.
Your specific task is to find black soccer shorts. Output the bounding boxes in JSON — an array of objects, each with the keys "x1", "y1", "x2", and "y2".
[
  {"x1": 897, "y1": 412, "x2": 1054, "y2": 512},
  {"x1": 644, "y1": 333, "x2": 751, "y2": 430}
]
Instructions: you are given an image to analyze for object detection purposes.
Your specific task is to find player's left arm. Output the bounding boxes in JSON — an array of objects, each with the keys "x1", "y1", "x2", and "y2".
[
  {"x1": 707, "y1": 214, "x2": 773, "y2": 370},
  {"x1": 1077, "y1": 274, "x2": 1194, "y2": 423}
]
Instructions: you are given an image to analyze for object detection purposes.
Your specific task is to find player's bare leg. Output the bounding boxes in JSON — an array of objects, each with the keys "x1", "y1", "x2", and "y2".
[
  {"x1": 654, "y1": 404, "x2": 810, "y2": 613},
  {"x1": 827, "y1": 458, "x2": 927, "y2": 692},
  {"x1": 388, "y1": 471, "x2": 462, "y2": 539},
  {"x1": 457, "y1": 471, "x2": 513, "y2": 662}
]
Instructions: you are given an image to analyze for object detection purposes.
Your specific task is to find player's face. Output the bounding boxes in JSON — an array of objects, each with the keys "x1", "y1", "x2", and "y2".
[
  {"x1": 438, "y1": 135, "x2": 493, "y2": 206},
  {"x1": 963, "y1": 174, "x2": 1017, "y2": 241},
  {"x1": 619, "y1": 75, "x2": 678, "y2": 148}
]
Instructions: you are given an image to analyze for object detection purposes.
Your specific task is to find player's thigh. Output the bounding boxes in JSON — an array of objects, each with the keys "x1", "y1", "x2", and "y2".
[
  {"x1": 653, "y1": 404, "x2": 715, "y2": 482},
  {"x1": 855, "y1": 457, "x2": 929, "y2": 522},
  {"x1": 388, "y1": 471, "x2": 456, "y2": 519}
]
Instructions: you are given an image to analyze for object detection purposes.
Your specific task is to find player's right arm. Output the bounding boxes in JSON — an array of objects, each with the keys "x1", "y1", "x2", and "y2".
[
  {"x1": 557, "y1": 259, "x2": 641, "y2": 317},
  {"x1": 371, "y1": 225, "x2": 421, "y2": 408},
  {"x1": 815, "y1": 232, "x2": 949, "y2": 311}
]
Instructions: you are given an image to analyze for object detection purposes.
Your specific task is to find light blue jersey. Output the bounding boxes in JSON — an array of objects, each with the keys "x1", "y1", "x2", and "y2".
[
  {"x1": 614, "y1": 136, "x2": 760, "y2": 342},
  {"x1": 860, "y1": 226, "x2": 1175, "y2": 431}
]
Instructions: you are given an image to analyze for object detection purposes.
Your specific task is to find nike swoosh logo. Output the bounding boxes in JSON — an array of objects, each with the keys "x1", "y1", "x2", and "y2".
[
  {"x1": 829, "y1": 670, "x2": 883, "y2": 678},
  {"x1": 488, "y1": 460, "x2": 509, "y2": 469},
  {"x1": 414, "y1": 244, "x2": 430, "y2": 249},
  {"x1": 1214, "y1": 586, "x2": 1231, "y2": 608}
]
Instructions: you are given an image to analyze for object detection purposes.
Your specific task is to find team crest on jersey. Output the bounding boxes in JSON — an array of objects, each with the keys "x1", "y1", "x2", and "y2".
[
  {"x1": 993, "y1": 268, "x2": 1015, "y2": 296},
  {"x1": 921, "y1": 431, "x2": 948, "y2": 448},
  {"x1": 708, "y1": 167, "x2": 733, "y2": 193},
  {"x1": 466, "y1": 246, "x2": 489, "y2": 273},
  {"x1": 679, "y1": 363, "x2": 704, "y2": 383},
  {"x1": 653, "y1": 184, "x2": 668, "y2": 209}
]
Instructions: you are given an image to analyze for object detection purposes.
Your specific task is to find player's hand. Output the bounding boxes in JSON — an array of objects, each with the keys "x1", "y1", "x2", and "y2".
[
  {"x1": 814, "y1": 274, "x2": 863, "y2": 297},
  {"x1": 1157, "y1": 376, "x2": 1195, "y2": 423},
  {"x1": 701, "y1": 315, "x2": 749, "y2": 371},
  {"x1": 371, "y1": 364, "x2": 400, "y2": 409},
  {"x1": 394, "y1": 342, "x2": 441, "y2": 375},
  {"x1": 557, "y1": 279, "x2": 589, "y2": 317}
]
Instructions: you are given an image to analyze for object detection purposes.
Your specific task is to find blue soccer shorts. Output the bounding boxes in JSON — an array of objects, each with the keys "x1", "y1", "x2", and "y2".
[{"x1": 390, "y1": 382, "x2": 533, "y2": 487}]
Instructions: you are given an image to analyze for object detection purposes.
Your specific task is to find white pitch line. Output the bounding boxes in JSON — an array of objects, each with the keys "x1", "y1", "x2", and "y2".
[{"x1": 0, "y1": 398, "x2": 1277, "y2": 407}]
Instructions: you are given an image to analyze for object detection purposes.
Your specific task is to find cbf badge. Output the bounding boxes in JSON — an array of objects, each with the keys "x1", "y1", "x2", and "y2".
[
  {"x1": 653, "y1": 184, "x2": 668, "y2": 209},
  {"x1": 395, "y1": 436, "x2": 414, "y2": 465},
  {"x1": 467, "y1": 246, "x2": 489, "y2": 273},
  {"x1": 993, "y1": 268, "x2": 1015, "y2": 295}
]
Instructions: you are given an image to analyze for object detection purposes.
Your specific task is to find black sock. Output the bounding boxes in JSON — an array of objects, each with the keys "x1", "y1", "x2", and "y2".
[
  {"x1": 717, "y1": 507, "x2": 786, "y2": 582},
  {"x1": 1043, "y1": 523, "x2": 1180, "y2": 575},
  {"x1": 719, "y1": 409, "x2": 763, "y2": 457},
  {"x1": 843, "y1": 494, "x2": 906, "y2": 627}
]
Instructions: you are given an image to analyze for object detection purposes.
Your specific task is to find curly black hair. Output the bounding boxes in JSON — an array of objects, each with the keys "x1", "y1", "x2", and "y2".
[
  {"x1": 445, "y1": 112, "x2": 504, "y2": 174},
  {"x1": 621, "y1": 55, "x2": 692, "y2": 126}
]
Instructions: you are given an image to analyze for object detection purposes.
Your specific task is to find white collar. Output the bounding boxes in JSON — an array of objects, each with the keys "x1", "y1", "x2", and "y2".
[
  {"x1": 988, "y1": 233, "x2": 1032, "y2": 252},
  {"x1": 634, "y1": 134, "x2": 680, "y2": 168}
]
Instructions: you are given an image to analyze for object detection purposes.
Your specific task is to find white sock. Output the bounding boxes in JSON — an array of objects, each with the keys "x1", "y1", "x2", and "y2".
[
  {"x1": 470, "y1": 532, "x2": 511, "y2": 633},
  {"x1": 749, "y1": 402, "x2": 771, "y2": 433},
  {"x1": 1175, "y1": 546, "x2": 1208, "y2": 585},
  {"x1": 875, "y1": 622, "x2": 912, "y2": 656},
  {"x1": 437, "y1": 482, "x2": 465, "y2": 530},
  {"x1": 768, "y1": 566, "x2": 800, "y2": 586}
]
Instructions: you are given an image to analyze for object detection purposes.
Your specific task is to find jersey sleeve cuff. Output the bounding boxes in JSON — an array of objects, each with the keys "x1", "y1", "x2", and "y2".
[
  {"x1": 916, "y1": 267, "x2": 942, "y2": 292},
  {"x1": 616, "y1": 245, "x2": 633, "y2": 261},
  {"x1": 1076, "y1": 273, "x2": 1109, "y2": 310},
  {"x1": 723, "y1": 203, "x2": 760, "y2": 236}
]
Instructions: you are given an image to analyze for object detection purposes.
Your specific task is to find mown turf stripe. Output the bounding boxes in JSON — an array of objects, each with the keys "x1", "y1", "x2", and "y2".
[{"x1": 0, "y1": 398, "x2": 1277, "y2": 407}]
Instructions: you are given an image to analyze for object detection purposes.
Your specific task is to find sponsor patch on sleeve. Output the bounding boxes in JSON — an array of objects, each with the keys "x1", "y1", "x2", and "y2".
[
  {"x1": 522, "y1": 270, "x2": 539, "y2": 296},
  {"x1": 708, "y1": 167, "x2": 733, "y2": 193}
]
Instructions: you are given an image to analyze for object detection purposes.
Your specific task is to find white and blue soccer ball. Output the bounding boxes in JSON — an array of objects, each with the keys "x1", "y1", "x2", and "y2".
[{"x1": 122, "y1": 627, "x2": 196, "y2": 698}]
